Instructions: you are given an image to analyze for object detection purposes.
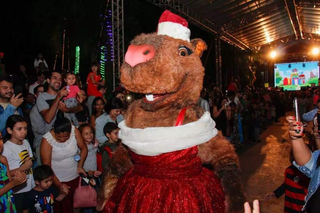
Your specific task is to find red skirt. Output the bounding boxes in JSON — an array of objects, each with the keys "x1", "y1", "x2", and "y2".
[{"x1": 104, "y1": 147, "x2": 225, "y2": 213}]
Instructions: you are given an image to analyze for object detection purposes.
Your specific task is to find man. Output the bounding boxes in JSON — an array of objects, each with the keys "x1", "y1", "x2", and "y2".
[
  {"x1": 0, "y1": 75, "x2": 24, "y2": 136},
  {"x1": 86, "y1": 85, "x2": 106, "y2": 116},
  {"x1": 29, "y1": 71, "x2": 45, "y2": 94},
  {"x1": 30, "y1": 71, "x2": 82, "y2": 165}
]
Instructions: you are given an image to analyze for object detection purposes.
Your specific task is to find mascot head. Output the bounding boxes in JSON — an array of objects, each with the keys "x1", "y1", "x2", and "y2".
[{"x1": 121, "y1": 10, "x2": 207, "y2": 111}]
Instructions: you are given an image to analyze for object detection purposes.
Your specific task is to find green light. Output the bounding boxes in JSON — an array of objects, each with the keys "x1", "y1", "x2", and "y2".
[
  {"x1": 75, "y1": 46, "x2": 80, "y2": 74},
  {"x1": 100, "y1": 46, "x2": 106, "y2": 80}
]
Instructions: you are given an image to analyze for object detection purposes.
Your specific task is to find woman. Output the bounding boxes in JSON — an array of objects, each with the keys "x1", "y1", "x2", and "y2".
[
  {"x1": 95, "y1": 98, "x2": 124, "y2": 144},
  {"x1": 40, "y1": 118, "x2": 88, "y2": 213},
  {"x1": 212, "y1": 96, "x2": 231, "y2": 136},
  {"x1": 89, "y1": 97, "x2": 105, "y2": 129},
  {"x1": 288, "y1": 116, "x2": 320, "y2": 212}
]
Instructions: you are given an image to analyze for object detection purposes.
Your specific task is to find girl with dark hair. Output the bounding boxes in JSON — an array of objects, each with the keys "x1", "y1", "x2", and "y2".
[
  {"x1": 40, "y1": 117, "x2": 88, "y2": 213},
  {"x1": 95, "y1": 98, "x2": 124, "y2": 144},
  {"x1": 86, "y1": 62, "x2": 105, "y2": 97},
  {"x1": 0, "y1": 130, "x2": 27, "y2": 213},
  {"x1": 89, "y1": 97, "x2": 105, "y2": 129},
  {"x1": 2, "y1": 115, "x2": 34, "y2": 212}
]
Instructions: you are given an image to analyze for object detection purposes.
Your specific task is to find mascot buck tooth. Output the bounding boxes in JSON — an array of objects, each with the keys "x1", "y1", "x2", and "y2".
[{"x1": 97, "y1": 10, "x2": 245, "y2": 213}]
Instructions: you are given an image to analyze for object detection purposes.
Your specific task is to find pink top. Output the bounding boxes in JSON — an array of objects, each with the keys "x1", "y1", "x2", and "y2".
[{"x1": 64, "y1": 85, "x2": 80, "y2": 100}]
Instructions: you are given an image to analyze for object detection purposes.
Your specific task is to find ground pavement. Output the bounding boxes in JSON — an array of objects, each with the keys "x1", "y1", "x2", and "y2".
[{"x1": 239, "y1": 114, "x2": 294, "y2": 213}]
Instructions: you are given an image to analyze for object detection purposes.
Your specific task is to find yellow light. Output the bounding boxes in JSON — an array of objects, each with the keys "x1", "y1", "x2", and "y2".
[
  {"x1": 270, "y1": 51, "x2": 277, "y2": 59},
  {"x1": 312, "y1": 47, "x2": 319, "y2": 55}
]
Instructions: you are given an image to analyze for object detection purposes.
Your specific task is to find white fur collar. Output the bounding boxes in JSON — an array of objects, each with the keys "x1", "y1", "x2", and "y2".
[{"x1": 118, "y1": 112, "x2": 217, "y2": 156}]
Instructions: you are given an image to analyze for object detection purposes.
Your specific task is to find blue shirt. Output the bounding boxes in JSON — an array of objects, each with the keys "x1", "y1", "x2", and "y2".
[
  {"x1": 302, "y1": 108, "x2": 318, "y2": 122},
  {"x1": 95, "y1": 113, "x2": 124, "y2": 143},
  {"x1": 293, "y1": 150, "x2": 320, "y2": 210},
  {"x1": 0, "y1": 103, "x2": 23, "y2": 137}
]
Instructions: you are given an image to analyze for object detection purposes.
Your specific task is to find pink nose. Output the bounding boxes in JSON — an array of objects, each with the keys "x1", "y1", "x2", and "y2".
[{"x1": 125, "y1": 44, "x2": 156, "y2": 67}]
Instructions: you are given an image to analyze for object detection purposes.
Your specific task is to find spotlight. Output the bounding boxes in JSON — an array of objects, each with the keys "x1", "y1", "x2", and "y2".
[
  {"x1": 312, "y1": 47, "x2": 319, "y2": 55},
  {"x1": 270, "y1": 51, "x2": 277, "y2": 59}
]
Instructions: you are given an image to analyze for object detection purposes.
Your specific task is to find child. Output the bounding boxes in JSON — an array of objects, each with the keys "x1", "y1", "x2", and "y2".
[
  {"x1": 2, "y1": 115, "x2": 35, "y2": 213},
  {"x1": 78, "y1": 124, "x2": 101, "y2": 178},
  {"x1": 22, "y1": 165, "x2": 65, "y2": 213},
  {"x1": 78, "y1": 124, "x2": 101, "y2": 213},
  {"x1": 99, "y1": 122, "x2": 120, "y2": 172},
  {"x1": 265, "y1": 151, "x2": 310, "y2": 213},
  {"x1": 86, "y1": 61, "x2": 105, "y2": 97},
  {"x1": 63, "y1": 72, "x2": 81, "y2": 126},
  {"x1": 0, "y1": 132, "x2": 27, "y2": 213}
]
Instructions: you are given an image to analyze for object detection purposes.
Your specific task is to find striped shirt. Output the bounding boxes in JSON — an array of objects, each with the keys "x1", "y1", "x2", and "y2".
[{"x1": 274, "y1": 165, "x2": 310, "y2": 213}]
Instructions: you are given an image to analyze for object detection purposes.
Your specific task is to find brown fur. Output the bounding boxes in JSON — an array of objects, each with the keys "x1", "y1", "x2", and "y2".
[{"x1": 98, "y1": 32, "x2": 245, "y2": 212}]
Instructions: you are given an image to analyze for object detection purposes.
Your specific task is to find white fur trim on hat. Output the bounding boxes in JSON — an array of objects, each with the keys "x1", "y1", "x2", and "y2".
[
  {"x1": 157, "y1": 22, "x2": 191, "y2": 42},
  {"x1": 118, "y1": 112, "x2": 217, "y2": 156}
]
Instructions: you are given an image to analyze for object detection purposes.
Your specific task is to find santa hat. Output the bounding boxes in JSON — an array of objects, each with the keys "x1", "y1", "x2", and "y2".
[{"x1": 157, "y1": 10, "x2": 190, "y2": 42}]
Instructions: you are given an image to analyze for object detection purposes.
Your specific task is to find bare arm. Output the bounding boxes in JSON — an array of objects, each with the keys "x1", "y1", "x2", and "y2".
[
  {"x1": 75, "y1": 128, "x2": 88, "y2": 169},
  {"x1": 287, "y1": 116, "x2": 311, "y2": 165},
  {"x1": 0, "y1": 157, "x2": 26, "y2": 197},
  {"x1": 90, "y1": 115, "x2": 96, "y2": 129},
  {"x1": 226, "y1": 107, "x2": 232, "y2": 120},
  {"x1": 213, "y1": 106, "x2": 224, "y2": 118},
  {"x1": 90, "y1": 74, "x2": 98, "y2": 85},
  {"x1": 40, "y1": 87, "x2": 68, "y2": 123}
]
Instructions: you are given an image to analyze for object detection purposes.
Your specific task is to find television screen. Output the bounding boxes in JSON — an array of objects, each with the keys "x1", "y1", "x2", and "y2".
[{"x1": 274, "y1": 61, "x2": 319, "y2": 91}]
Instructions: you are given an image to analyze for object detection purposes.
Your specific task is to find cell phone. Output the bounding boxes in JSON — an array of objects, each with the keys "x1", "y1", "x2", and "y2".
[
  {"x1": 294, "y1": 98, "x2": 300, "y2": 133},
  {"x1": 294, "y1": 98, "x2": 299, "y2": 122},
  {"x1": 14, "y1": 85, "x2": 23, "y2": 98}
]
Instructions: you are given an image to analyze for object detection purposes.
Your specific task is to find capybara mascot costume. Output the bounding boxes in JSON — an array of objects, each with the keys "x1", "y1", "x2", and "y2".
[{"x1": 97, "y1": 10, "x2": 245, "y2": 213}]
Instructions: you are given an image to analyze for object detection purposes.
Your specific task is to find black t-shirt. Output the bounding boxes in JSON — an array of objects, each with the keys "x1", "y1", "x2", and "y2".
[
  {"x1": 307, "y1": 186, "x2": 320, "y2": 213},
  {"x1": 23, "y1": 186, "x2": 58, "y2": 213}
]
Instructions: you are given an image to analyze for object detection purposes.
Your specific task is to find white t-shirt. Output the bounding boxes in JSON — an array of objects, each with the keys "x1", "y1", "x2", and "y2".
[
  {"x1": 2, "y1": 139, "x2": 35, "y2": 194},
  {"x1": 29, "y1": 82, "x2": 39, "y2": 94}
]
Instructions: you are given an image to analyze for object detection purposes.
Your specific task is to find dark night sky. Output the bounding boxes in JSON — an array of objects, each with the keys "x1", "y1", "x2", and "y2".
[{"x1": 0, "y1": 0, "x2": 243, "y2": 87}]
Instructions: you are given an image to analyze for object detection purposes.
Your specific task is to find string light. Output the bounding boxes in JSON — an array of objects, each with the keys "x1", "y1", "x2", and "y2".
[
  {"x1": 100, "y1": 46, "x2": 106, "y2": 80},
  {"x1": 75, "y1": 46, "x2": 80, "y2": 74}
]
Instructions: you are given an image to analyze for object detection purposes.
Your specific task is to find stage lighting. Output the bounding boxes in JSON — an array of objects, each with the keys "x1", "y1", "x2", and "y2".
[
  {"x1": 270, "y1": 51, "x2": 277, "y2": 59},
  {"x1": 312, "y1": 47, "x2": 319, "y2": 55}
]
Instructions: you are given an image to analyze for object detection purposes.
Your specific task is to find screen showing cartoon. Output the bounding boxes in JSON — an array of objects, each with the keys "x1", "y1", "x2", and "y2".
[{"x1": 274, "y1": 61, "x2": 319, "y2": 91}]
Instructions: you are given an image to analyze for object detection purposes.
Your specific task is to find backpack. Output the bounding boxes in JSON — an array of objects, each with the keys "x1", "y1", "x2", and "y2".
[{"x1": 97, "y1": 146, "x2": 113, "y2": 172}]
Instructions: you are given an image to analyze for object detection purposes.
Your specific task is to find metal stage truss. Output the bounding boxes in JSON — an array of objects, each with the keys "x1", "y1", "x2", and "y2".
[{"x1": 111, "y1": 0, "x2": 124, "y2": 90}]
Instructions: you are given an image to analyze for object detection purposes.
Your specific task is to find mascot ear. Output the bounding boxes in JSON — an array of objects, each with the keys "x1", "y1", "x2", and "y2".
[{"x1": 190, "y1": 38, "x2": 207, "y2": 58}]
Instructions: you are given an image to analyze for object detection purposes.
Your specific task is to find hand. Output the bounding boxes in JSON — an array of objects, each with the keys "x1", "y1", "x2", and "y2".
[
  {"x1": 10, "y1": 94, "x2": 24, "y2": 108},
  {"x1": 59, "y1": 183, "x2": 70, "y2": 196},
  {"x1": 76, "y1": 92, "x2": 86, "y2": 104},
  {"x1": 20, "y1": 158, "x2": 33, "y2": 172},
  {"x1": 77, "y1": 167, "x2": 87, "y2": 177},
  {"x1": 94, "y1": 139, "x2": 99, "y2": 148},
  {"x1": 58, "y1": 101, "x2": 69, "y2": 113},
  {"x1": 93, "y1": 171, "x2": 102, "y2": 177},
  {"x1": 287, "y1": 116, "x2": 304, "y2": 140},
  {"x1": 12, "y1": 171, "x2": 27, "y2": 186},
  {"x1": 58, "y1": 87, "x2": 69, "y2": 99},
  {"x1": 244, "y1": 200, "x2": 260, "y2": 213},
  {"x1": 264, "y1": 192, "x2": 276, "y2": 201}
]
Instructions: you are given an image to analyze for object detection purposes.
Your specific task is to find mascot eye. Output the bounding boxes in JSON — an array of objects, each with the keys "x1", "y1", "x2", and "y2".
[{"x1": 178, "y1": 46, "x2": 193, "y2": 57}]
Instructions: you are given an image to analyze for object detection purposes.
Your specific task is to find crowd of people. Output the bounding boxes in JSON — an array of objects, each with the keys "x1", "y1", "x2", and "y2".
[
  {"x1": 2, "y1": 54, "x2": 320, "y2": 212},
  {"x1": 0, "y1": 58, "x2": 128, "y2": 213},
  {"x1": 199, "y1": 77, "x2": 289, "y2": 148}
]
